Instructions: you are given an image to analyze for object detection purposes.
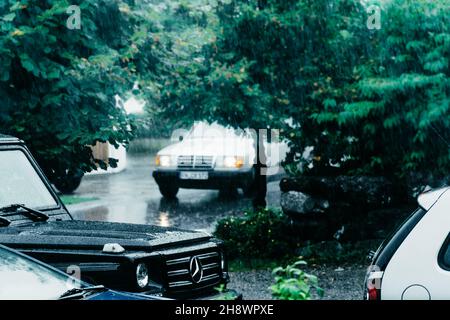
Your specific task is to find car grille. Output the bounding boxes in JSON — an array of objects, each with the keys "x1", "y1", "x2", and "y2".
[
  {"x1": 165, "y1": 250, "x2": 222, "y2": 293},
  {"x1": 177, "y1": 155, "x2": 214, "y2": 170}
]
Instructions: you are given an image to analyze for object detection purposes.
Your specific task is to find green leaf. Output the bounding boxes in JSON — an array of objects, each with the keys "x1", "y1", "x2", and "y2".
[{"x1": 2, "y1": 13, "x2": 16, "y2": 22}]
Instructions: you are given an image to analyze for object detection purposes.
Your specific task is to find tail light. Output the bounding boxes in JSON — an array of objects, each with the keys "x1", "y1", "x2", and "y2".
[{"x1": 365, "y1": 268, "x2": 384, "y2": 300}]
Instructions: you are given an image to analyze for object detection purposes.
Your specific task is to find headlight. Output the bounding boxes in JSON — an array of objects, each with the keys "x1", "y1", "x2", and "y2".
[
  {"x1": 156, "y1": 155, "x2": 171, "y2": 167},
  {"x1": 223, "y1": 156, "x2": 244, "y2": 168},
  {"x1": 136, "y1": 263, "x2": 149, "y2": 289}
]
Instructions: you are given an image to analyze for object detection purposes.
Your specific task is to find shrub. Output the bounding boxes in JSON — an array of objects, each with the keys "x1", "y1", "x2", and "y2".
[
  {"x1": 270, "y1": 260, "x2": 324, "y2": 300},
  {"x1": 297, "y1": 240, "x2": 380, "y2": 265},
  {"x1": 214, "y1": 208, "x2": 381, "y2": 265},
  {"x1": 214, "y1": 208, "x2": 300, "y2": 260}
]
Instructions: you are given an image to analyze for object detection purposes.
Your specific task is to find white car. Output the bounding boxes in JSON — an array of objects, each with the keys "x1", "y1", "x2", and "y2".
[
  {"x1": 365, "y1": 187, "x2": 450, "y2": 300},
  {"x1": 152, "y1": 121, "x2": 289, "y2": 198}
]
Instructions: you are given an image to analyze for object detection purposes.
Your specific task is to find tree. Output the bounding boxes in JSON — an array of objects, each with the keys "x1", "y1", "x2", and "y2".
[
  {"x1": 318, "y1": 0, "x2": 450, "y2": 187},
  {"x1": 159, "y1": 0, "x2": 449, "y2": 203},
  {"x1": 0, "y1": 0, "x2": 163, "y2": 190},
  {"x1": 158, "y1": 0, "x2": 365, "y2": 207}
]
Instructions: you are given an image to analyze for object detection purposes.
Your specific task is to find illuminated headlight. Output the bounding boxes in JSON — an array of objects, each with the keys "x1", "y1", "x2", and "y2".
[
  {"x1": 156, "y1": 155, "x2": 171, "y2": 167},
  {"x1": 223, "y1": 156, "x2": 244, "y2": 168},
  {"x1": 136, "y1": 263, "x2": 149, "y2": 289}
]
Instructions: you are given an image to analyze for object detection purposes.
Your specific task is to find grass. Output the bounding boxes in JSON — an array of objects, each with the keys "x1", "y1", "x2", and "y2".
[{"x1": 60, "y1": 195, "x2": 99, "y2": 206}]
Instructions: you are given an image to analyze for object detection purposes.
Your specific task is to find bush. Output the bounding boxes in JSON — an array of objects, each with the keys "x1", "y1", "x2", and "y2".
[
  {"x1": 0, "y1": 1, "x2": 156, "y2": 181},
  {"x1": 297, "y1": 240, "x2": 380, "y2": 265},
  {"x1": 270, "y1": 260, "x2": 324, "y2": 300},
  {"x1": 214, "y1": 208, "x2": 381, "y2": 265},
  {"x1": 214, "y1": 208, "x2": 301, "y2": 260}
]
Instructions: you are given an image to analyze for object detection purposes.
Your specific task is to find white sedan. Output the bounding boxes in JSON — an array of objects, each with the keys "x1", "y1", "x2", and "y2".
[{"x1": 152, "y1": 122, "x2": 289, "y2": 198}]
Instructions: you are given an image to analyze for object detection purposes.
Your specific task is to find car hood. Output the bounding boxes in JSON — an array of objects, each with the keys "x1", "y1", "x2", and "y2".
[
  {"x1": 159, "y1": 138, "x2": 254, "y2": 157},
  {"x1": 0, "y1": 220, "x2": 212, "y2": 251}
]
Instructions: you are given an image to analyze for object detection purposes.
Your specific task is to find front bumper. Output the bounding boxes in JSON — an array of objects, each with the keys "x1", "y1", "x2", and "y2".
[{"x1": 153, "y1": 168, "x2": 254, "y2": 189}]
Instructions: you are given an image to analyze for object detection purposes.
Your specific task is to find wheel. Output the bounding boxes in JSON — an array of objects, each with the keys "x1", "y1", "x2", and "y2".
[
  {"x1": 158, "y1": 183, "x2": 179, "y2": 199},
  {"x1": 53, "y1": 171, "x2": 84, "y2": 194}
]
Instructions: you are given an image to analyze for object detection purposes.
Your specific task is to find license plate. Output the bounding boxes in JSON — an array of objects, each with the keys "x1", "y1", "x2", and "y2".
[{"x1": 179, "y1": 171, "x2": 209, "y2": 180}]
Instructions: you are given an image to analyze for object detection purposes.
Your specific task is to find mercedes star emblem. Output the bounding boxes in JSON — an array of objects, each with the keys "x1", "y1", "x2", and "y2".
[{"x1": 189, "y1": 256, "x2": 204, "y2": 283}]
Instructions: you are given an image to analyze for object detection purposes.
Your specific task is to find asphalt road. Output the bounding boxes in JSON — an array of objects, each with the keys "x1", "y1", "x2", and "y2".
[{"x1": 68, "y1": 154, "x2": 284, "y2": 234}]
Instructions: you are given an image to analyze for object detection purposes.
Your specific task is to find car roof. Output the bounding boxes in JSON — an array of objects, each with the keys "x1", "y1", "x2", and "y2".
[
  {"x1": 418, "y1": 187, "x2": 450, "y2": 211},
  {"x1": 0, "y1": 134, "x2": 22, "y2": 144}
]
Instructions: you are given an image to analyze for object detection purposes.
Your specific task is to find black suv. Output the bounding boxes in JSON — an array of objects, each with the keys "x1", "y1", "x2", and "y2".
[{"x1": 0, "y1": 134, "x2": 239, "y2": 299}]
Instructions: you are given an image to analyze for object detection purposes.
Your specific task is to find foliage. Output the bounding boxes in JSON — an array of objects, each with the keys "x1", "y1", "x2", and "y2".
[
  {"x1": 2, "y1": 0, "x2": 448, "y2": 191},
  {"x1": 141, "y1": 0, "x2": 219, "y2": 129},
  {"x1": 214, "y1": 208, "x2": 301, "y2": 260},
  {"x1": 158, "y1": 0, "x2": 450, "y2": 187},
  {"x1": 0, "y1": 0, "x2": 164, "y2": 181},
  {"x1": 312, "y1": 0, "x2": 450, "y2": 182},
  {"x1": 133, "y1": 114, "x2": 177, "y2": 139},
  {"x1": 297, "y1": 240, "x2": 380, "y2": 265},
  {"x1": 214, "y1": 207, "x2": 379, "y2": 265},
  {"x1": 213, "y1": 283, "x2": 236, "y2": 300},
  {"x1": 270, "y1": 260, "x2": 324, "y2": 300}
]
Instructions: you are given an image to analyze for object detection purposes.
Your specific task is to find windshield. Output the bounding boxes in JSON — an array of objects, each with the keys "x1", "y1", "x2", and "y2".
[
  {"x1": 0, "y1": 150, "x2": 57, "y2": 209},
  {"x1": 0, "y1": 247, "x2": 81, "y2": 300},
  {"x1": 186, "y1": 122, "x2": 250, "y2": 140}
]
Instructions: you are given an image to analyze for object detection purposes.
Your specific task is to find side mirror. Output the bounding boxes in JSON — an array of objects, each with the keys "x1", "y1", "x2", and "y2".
[{"x1": 179, "y1": 135, "x2": 184, "y2": 142}]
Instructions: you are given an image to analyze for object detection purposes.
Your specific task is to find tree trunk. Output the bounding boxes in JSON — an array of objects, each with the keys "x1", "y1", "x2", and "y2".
[{"x1": 252, "y1": 129, "x2": 267, "y2": 210}]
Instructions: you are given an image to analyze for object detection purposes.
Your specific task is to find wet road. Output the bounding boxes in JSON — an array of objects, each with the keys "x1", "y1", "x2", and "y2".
[{"x1": 68, "y1": 154, "x2": 284, "y2": 233}]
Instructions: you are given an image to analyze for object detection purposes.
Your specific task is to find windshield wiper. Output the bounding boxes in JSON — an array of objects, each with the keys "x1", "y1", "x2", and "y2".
[
  {"x1": 0, "y1": 204, "x2": 49, "y2": 222},
  {"x1": 59, "y1": 285, "x2": 106, "y2": 300}
]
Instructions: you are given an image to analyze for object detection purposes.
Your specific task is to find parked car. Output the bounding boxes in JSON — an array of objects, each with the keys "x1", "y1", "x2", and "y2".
[
  {"x1": 0, "y1": 244, "x2": 162, "y2": 300},
  {"x1": 365, "y1": 187, "x2": 450, "y2": 300},
  {"x1": 0, "y1": 134, "x2": 240, "y2": 300},
  {"x1": 153, "y1": 121, "x2": 289, "y2": 198}
]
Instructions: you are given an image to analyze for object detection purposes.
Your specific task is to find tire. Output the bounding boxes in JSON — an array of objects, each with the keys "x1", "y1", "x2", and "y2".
[
  {"x1": 158, "y1": 183, "x2": 179, "y2": 199},
  {"x1": 53, "y1": 171, "x2": 84, "y2": 194}
]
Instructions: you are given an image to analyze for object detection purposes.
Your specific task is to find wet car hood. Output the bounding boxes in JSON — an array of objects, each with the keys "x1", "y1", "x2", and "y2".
[{"x1": 0, "y1": 220, "x2": 212, "y2": 251}]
